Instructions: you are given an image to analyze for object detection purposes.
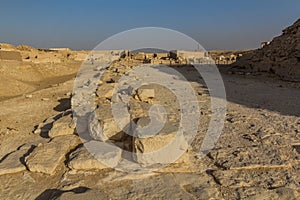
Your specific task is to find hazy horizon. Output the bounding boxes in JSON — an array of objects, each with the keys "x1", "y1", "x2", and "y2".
[{"x1": 0, "y1": 0, "x2": 299, "y2": 51}]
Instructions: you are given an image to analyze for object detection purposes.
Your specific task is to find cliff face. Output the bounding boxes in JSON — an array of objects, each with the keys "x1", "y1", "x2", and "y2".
[{"x1": 232, "y1": 19, "x2": 300, "y2": 81}]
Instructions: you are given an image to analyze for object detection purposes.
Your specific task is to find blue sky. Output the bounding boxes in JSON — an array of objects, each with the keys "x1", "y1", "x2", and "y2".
[{"x1": 0, "y1": 0, "x2": 299, "y2": 50}]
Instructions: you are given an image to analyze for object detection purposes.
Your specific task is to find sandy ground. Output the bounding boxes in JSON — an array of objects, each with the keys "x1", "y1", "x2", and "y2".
[{"x1": 0, "y1": 63, "x2": 299, "y2": 199}]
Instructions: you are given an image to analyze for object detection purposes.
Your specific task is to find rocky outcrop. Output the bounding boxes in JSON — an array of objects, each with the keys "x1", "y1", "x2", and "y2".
[
  {"x1": 231, "y1": 19, "x2": 300, "y2": 81},
  {"x1": 25, "y1": 135, "x2": 81, "y2": 175}
]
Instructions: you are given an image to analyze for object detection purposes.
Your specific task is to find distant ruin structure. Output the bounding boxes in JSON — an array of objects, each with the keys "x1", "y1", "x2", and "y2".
[{"x1": 0, "y1": 50, "x2": 22, "y2": 61}]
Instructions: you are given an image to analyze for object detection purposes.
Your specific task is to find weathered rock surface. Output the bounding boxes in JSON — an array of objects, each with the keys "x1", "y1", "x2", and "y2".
[
  {"x1": 0, "y1": 146, "x2": 31, "y2": 175},
  {"x1": 89, "y1": 105, "x2": 125, "y2": 141},
  {"x1": 25, "y1": 135, "x2": 81, "y2": 175},
  {"x1": 154, "y1": 152, "x2": 196, "y2": 173},
  {"x1": 85, "y1": 141, "x2": 122, "y2": 168},
  {"x1": 209, "y1": 144, "x2": 297, "y2": 170},
  {"x1": 133, "y1": 130, "x2": 188, "y2": 165},
  {"x1": 135, "y1": 88, "x2": 155, "y2": 102},
  {"x1": 128, "y1": 100, "x2": 151, "y2": 119},
  {"x1": 48, "y1": 114, "x2": 75, "y2": 138},
  {"x1": 96, "y1": 83, "x2": 115, "y2": 99},
  {"x1": 67, "y1": 145, "x2": 109, "y2": 171}
]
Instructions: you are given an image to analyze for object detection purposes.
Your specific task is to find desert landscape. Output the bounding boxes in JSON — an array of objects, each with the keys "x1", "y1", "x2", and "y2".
[{"x1": 0, "y1": 3, "x2": 299, "y2": 199}]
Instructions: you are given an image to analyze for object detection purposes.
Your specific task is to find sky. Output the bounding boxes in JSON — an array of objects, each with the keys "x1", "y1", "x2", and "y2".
[{"x1": 0, "y1": 0, "x2": 299, "y2": 50}]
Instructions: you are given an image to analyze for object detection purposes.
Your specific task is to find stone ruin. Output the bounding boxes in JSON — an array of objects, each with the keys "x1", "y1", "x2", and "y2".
[
  {"x1": 0, "y1": 43, "x2": 22, "y2": 61},
  {"x1": 0, "y1": 50, "x2": 22, "y2": 61},
  {"x1": 123, "y1": 49, "x2": 214, "y2": 65},
  {"x1": 69, "y1": 56, "x2": 209, "y2": 173},
  {"x1": 231, "y1": 18, "x2": 300, "y2": 81},
  {"x1": 208, "y1": 50, "x2": 249, "y2": 65},
  {"x1": 0, "y1": 54, "x2": 212, "y2": 176}
]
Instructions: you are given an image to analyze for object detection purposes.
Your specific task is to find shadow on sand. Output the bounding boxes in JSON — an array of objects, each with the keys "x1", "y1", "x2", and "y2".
[{"x1": 35, "y1": 186, "x2": 90, "y2": 200}]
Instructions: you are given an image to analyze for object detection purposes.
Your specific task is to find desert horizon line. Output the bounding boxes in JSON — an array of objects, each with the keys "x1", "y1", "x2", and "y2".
[{"x1": 0, "y1": 42, "x2": 256, "y2": 52}]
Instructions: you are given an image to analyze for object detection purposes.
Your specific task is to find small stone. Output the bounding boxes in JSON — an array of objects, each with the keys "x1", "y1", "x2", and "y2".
[
  {"x1": 41, "y1": 98, "x2": 50, "y2": 101},
  {"x1": 98, "y1": 80, "x2": 103, "y2": 85},
  {"x1": 129, "y1": 100, "x2": 151, "y2": 119},
  {"x1": 33, "y1": 128, "x2": 41, "y2": 134},
  {"x1": 25, "y1": 94, "x2": 32, "y2": 98}
]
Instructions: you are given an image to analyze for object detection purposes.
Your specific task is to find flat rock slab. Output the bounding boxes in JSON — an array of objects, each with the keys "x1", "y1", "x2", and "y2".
[
  {"x1": 67, "y1": 145, "x2": 109, "y2": 171},
  {"x1": 25, "y1": 135, "x2": 81, "y2": 175},
  {"x1": 133, "y1": 131, "x2": 188, "y2": 166},
  {"x1": 48, "y1": 114, "x2": 75, "y2": 138},
  {"x1": 85, "y1": 141, "x2": 122, "y2": 168},
  {"x1": 0, "y1": 146, "x2": 30, "y2": 175}
]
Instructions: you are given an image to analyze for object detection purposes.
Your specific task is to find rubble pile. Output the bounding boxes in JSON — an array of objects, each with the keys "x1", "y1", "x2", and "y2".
[{"x1": 232, "y1": 19, "x2": 300, "y2": 81}]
